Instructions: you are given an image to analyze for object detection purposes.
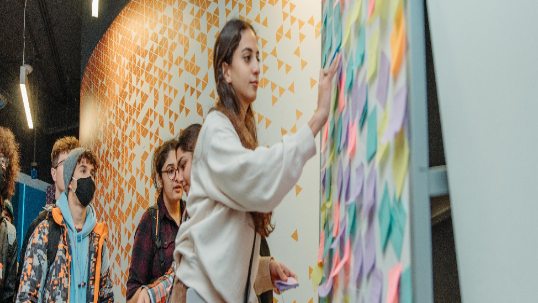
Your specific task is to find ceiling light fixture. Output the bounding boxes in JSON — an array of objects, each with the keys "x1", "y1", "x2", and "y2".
[
  {"x1": 92, "y1": 0, "x2": 98, "y2": 17},
  {"x1": 21, "y1": 0, "x2": 33, "y2": 129}
]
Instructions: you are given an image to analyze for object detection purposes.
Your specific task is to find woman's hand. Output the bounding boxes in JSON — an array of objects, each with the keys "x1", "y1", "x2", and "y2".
[
  {"x1": 309, "y1": 52, "x2": 342, "y2": 136},
  {"x1": 136, "y1": 288, "x2": 151, "y2": 303},
  {"x1": 269, "y1": 259, "x2": 298, "y2": 294}
]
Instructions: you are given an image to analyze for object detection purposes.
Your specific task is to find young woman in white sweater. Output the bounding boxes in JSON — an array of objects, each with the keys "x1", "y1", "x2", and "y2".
[{"x1": 171, "y1": 19, "x2": 341, "y2": 302}]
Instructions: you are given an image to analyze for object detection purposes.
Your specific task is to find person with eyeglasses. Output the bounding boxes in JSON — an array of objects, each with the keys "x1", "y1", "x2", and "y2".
[{"x1": 127, "y1": 139, "x2": 186, "y2": 303}]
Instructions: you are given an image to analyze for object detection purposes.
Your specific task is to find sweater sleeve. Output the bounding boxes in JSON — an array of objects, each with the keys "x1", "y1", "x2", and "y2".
[
  {"x1": 126, "y1": 211, "x2": 154, "y2": 300},
  {"x1": 98, "y1": 241, "x2": 114, "y2": 303},
  {"x1": 204, "y1": 115, "x2": 316, "y2": 213}
]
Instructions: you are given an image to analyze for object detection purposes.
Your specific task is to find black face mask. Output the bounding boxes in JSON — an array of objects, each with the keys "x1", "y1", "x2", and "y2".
[{"x1": 72, "y1": 176, "x2": 96, "y2": 207}]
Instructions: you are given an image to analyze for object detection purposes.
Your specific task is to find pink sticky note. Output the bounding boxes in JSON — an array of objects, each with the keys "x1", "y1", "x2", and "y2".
[
  {"x1": 339, "y1": 71, "x2": 347, "y2": 114},
  {"x1": 321, "y1": 122, "x2": 329, "y2": 152},
  {"x1": 318, "y1": 230, "x2": 325, "y2": 264},
  {"x1": 319, "y1": 249, "x2": 340, "y2": 298},
  {"x1": 387, "y1": 263, "x2": 402, "y2": 303},
  {"x1": 347, "y1": 120, "x2": 357, "y2": 158},
  {"x1": 368, "y1": 0, "x2": 376, "y2": 19},
  {"x1": 331, "y1": 239, "x2": 351, "y2": 278},
  {"x1": 333, "y1": 199, "x2": 340, "y2": 237}
]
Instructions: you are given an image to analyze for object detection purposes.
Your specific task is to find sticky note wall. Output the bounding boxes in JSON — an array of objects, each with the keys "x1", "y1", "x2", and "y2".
[{"x1": 314, "y1": 0, "x2": 413, "y2": 302}]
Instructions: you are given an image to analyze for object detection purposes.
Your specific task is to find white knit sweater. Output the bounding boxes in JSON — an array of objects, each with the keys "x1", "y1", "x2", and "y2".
[{"x1": 173, "y1": 111, "x2": 316, "y2": 302}]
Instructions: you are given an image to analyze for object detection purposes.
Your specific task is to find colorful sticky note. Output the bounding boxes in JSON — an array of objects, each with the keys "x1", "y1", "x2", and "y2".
[
  {"x1": 378, "y1": 183, "x2": 392, "y2": 252},
  {"x1": 336, "y1": 159, "x2": 343, "y2": 201},
  {"x1": 347, "y1": 201, "x2": 358, "y2": 235},
  {"x1": 343, "y1": 0, "x2": 363, "y2": 47},
  {"x1": 351, "y1": 75, "x2": 367, "y2": 122},
  {"x1": 376, "y1": 52, "x2": 391, "y2": 108},
  {"x1": 340, "y1": 109, "x2": 349, "y2": 152},
  {"x1": 353, "y1": 234, "x2": 363, "y2": 287},
  {"x1": 347, "y1": 120, "x2": 357, "y2": 158},
  {"x1": 332, "y1": 239, "x2": 351, "y2": 278},
  {"x1": 390, "y1": 0, "x2": 402, "y2": 21},
  {"x1": 366, "y1": 27, "x2": 379, "y2": 83},
  {"x1": 387, "y1": 263, "x2": 402, "y2": 303},
  {"x1": 392, "y1": 128, "x2": 409, "y2": 198},
  {"x1": 368, "y1": 268, "x2": 383, "y2": 303},
  {"x1": 367, "y1": 0, "x2": 375, "y2": 20},
  {"x1": 318, "y1": 229, "x2": 325, "y2": 264},
  {"x1": 345, "y1": 58, "x2": 355, "y2": 96},
  {"x1": 359, "y1": 90, "x2": 368, "y2": 128},
  {"x1": 376, "y1": 106, "x2": 390, "y2": 166},
  {"x1": 331, "y1": 219, "x2": 346, "y2": 249},
  {"x1": 355, "y1": 23, "x2": 366, "y2": 66},
  {"x1": 311, "y1": 263, "x2": 324, "y2": 290},
  {"x1": 321, "y1": 122, "x2": 329, "y2": 152},
  {"x1": 318, "y1": 273, "x2": 334, "y2": 298},
  {"x1": 323, "y1": 224, "x2": 333, "y2": 259},
  {"x1": 381, "y1": 85, "x2": 407, "y2": 144},
  {"x1": 324, "y1": 165, "x2": 332, "y2": 202},
  {"x1": 363, "y1": 220, "x2": 376, "y2": 277},
  {"x1": 390, "y1": 194, "x2": 406, "y2": 260},
  {"x1": 333, "y1": 199, "x2": 340, "y2": 237},
  {"x1": 336, "y1": 113, "x2": 344, "y2": 151},
  {"x1": 339, "y1": 71, "x2": 346, "y2": 113},
  {"x1": 391, "y1": 4, "x2": 406, "y2": 78},
  {"x1": 366, "y1": 106, "x2": 378, "y2": 162},
  {"x1": 363, "y1": 164, "x2": 376, "y2": 219},
  {"x1": 367, "y1": 0, "x2": 387, "y2": 25},
  {"x1": 400, "y1": 267, "x2": 413, "y2": 303},
  {"x1": 347, "y1": 162, "x2": 364, "y2": 205},
  {"x1": 342, "y1": 159, "x2": 351, "y2": 202}
]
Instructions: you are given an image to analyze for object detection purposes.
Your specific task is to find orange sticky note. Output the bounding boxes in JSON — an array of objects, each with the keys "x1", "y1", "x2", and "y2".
[
  {"x1": 368, "y1": 0, "x2": 375, "y2": 19},
  {"x1": 347, "y1": 120, "x2": 357, "y2": 158},
  {"x1": 338, "y1": 71, "x2": 346, "y2": 114},
  {"x1": 333, "y1": 199, "x2": 340, "y2": 237},
  {"x1": 391, "y1": 5, "x2": 406, "y2": 77},
  {"x1": 318, "y1": 230, "x2": 325, "y2": 264},
  {"x1": 387, "y1": 262, "x2": 402, "y2": 303},
  {"x1": 321, "y1": 122, "x2": 329, "y2": 152}
]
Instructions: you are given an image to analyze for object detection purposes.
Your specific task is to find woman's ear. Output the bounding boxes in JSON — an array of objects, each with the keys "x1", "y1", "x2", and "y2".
[
  {"x1": 222, "y1": 62, "x2": 232, "y2": 83},
  {"x1": 156, "y1": 173, "x2": 163, "y2": 189}
]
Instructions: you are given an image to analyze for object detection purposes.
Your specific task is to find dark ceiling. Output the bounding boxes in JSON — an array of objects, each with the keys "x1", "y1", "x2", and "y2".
[{"x1": 0, "y1": 0, "x2": 129, "y2": 184}]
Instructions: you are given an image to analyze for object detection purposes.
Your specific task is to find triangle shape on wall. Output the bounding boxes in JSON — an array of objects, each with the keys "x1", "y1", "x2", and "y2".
[
  {"x1": 310, "y1": 77, "x2": 317, "y2": 88},
  {"x1": 265, "y1": 118, "x2": 272, "y2": 129},
  {"x1": 272, "y1": 95, "x2": 278, "y2": 106},
  {"x1": 291, "y1": 229, "x2": 298, "y2": 241},
  {"x1": 301, "y1": 59, "x2": 308, "y2": 70},
  {"x1": 288, "y1": 82, "x2": 294, "y2": 93}
]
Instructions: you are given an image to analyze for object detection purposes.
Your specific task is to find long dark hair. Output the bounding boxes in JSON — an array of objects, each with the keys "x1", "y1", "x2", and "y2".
[
  {"x1": 176, "y1": 124, "x2": 202, "y2": 153},
  {"x1": 212, "y1": 19, "x2": 274, "y2": 237},
  {"x1": 0, "y1": 127, "x2": 20, "y2": 202}
]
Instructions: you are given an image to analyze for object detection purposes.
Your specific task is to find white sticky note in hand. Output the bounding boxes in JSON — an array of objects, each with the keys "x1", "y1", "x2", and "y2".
[{"x1": 275, "y1": 277, "x2": 299, "y2": 292}]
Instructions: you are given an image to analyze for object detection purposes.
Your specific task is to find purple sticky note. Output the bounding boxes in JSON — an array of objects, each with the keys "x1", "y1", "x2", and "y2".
[
  {"x1": 336, "y1": 159, "x2": 343, "y2": 199},
  {"x1": 368, "y1": 268, "x2": 383, "y2": 303},
  {"x1": 318, "y1": 276, "x2": 334, "y2": 298},
  {"x1": 347, "y1": 163, "x2": 365, "y2": 205},
  {"x1": 381, "y1": 85, "x2": 408, "y2": 144},
  {"x1": 353, "y1": 234, "x2": 364, "y2": 287},
  {"x1": 364, "y1": 221, "x2": 376, "y2": 277},
  {"x1": 342, "y1": 162, "x2": 351, "y2": 203},
  {"x1": 363, "y1": 165, "x2": 377, "y2": 219},
  {"x1": 322, "y1": 167, "x2": 327, "y2": 191},
  {"x1": 340, "y1": 109, "x2": 349, "y2": 151},
  {"x1": 351, "y1": 76, "x2": 367, "y2": 121},
  {"x1": 376, "y1": 53, "x2": 390, "y2": 109},
  {"x1": 330, "y1": 219, "x2": 347, "y2": 249}
]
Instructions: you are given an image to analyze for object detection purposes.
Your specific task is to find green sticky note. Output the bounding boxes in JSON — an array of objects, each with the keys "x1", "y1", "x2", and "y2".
[
  {"x1": 366, "y1": 26, "x2": 379, "y2": 83},
  {"x1": 325, "y1": 165, "x2": 332, "y2": 202},
  {"x1": 345, "y1": 57, "x2": 355, "y2": 96},
  {"x1": 359, "y1": 92, "x2": 368, "y2": 129},
  {"x1": 366, "y1": 106, "x2": 378, "y2": 162},
  {"x1": 347, "y1": 201, "x2": 357, "y2": 237},
  {"x1": 334, "y1": 3, "x2": 343, "y2": 48},
  {"x1": 378, "y1": 183, "x2": 392, "y2": 251},
  {"x1": 390, "y1": 193, "x2": 407, "y2": 260},
  {"x1": 400, "y1": 267, "x2": 413, "y2": 303},
  {"x1": 355, "y1": 23, "x2": 366, "y2": 67},
  {"x1": 323, "y1": 223, "x2": 333, "y2": 259}
]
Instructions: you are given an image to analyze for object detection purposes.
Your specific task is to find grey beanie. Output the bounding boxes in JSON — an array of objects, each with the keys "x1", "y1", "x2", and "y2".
[{"x1": 63, "y1": 147, "x2": 88, "y2": 192}]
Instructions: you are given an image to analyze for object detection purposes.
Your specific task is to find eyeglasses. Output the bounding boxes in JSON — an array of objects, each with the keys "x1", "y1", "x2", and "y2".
[
  {"x1": 0, "y1": 157, "x2": 9, "y2": 167},
  {"x1": 161, "y1": 167, "x2": 179, "y2": 180},
  {"x1": 53, "y1": 159, "x2": 66, "y2": 169}
]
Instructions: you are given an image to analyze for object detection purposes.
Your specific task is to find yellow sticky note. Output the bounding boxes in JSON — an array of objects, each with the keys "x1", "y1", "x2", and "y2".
[
  {"x1": 367, "y1": 27, "x2": 379, "y2": 83},
  {"x1": 311, "y1": 263, "x2": 324, "y2": 290},
  {"x1": 390, "y1": 0, "x2": 402, "y2": 21},
  {"x1": 392, "y1": 128, "x2": 409, "y2": 198},
  {"x1": 391, "y1": 4, "x2": 406, "y2": 77},
  {"x1": 344, "y1": 294, "x2": 351, "y2": 303},
  {"x1": 367, "y1": 0, "x2": 387, "y2": 25},
  {"x1": 376, "y1": 106, "x2": 390, "y2": 166},
  {"x1": 343, "y1": 0, "x2": 363, "y2": 46}
]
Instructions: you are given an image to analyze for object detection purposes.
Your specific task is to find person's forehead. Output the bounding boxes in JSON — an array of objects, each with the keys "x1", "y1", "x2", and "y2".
[
  {"x1": 77, "y1": 158, "x2": 94, "y2": 169},
  {"x1": 239, "y1": 30, "x2": 258, "y2": 49}
]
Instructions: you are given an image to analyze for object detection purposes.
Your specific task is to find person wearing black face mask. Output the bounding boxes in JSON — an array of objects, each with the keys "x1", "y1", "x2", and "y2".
[{"x1": 16, "y1": 148, "x2": 114, "y2": 303}]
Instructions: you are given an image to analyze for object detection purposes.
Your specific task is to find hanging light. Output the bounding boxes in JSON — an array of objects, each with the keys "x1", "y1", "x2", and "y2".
[
  {"x1": 92, "y1": 0, "x2": 98, "y2": 17},
  {"x1": 20, "y1": 65, "x2": 33, "y2": 129}
]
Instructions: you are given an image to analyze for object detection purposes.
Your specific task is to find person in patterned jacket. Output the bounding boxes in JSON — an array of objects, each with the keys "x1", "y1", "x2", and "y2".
[{"x1": 16, "y1": 147, "x2": 114, "y2": 303}]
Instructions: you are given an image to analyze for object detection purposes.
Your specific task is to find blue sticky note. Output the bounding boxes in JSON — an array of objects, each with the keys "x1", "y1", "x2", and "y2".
[
  {"x1": 322, "y1": 34, "x2": 332, "y2": 68},
  {"x1": 366, "y1": 106, "x2": 378, "y2": 162},
  {"x1": 347, "y1": 201, "x2": 357, "y2": 237},
  {"x1": 336, "y1": 113, "x2": 343, "y2": 152},
  {"x1": 355, "y1": 23, "x2": 366, "y2": 66},
  {"x1": 323, "y1": 223, "x2": 332, "y2": 259},
  {"x1": 340, "y1": 109, "x2": 349, "y2": 152},
  {"x1": 400, "y1": 267, "x2": 413, "y2": 303},
  {"x1": 378, "y1": 183, "x2": 392, "y2": 251},
  {"x1": 359, "y1": 86, "x2": 369, "y2": 128},
  {"x1": 345, "y1": 56, "x2": 355, "y2": 96},
  {"x1": 334, "y1": 4, "x2": 343, "y2": 49},
  {"x1": 390, "y1": 195, "x2": 407, "y2": 260}
]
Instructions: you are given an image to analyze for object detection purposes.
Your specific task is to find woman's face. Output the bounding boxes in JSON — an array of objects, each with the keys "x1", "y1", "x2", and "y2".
[
  {"x1": 223, "y1": 29, "x2": 260, "y2": 108},
  {"x1": 158, "y1": 150, "x2": 183, "y2": 203},
  {"x1": 176, "y1": 148, "x2": 192, "y2": 195}
]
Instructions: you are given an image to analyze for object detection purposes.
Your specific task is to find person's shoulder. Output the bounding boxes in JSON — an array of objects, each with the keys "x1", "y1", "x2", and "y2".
[{"x1": 205, "y1": 110, "x2": 234, "y2": 132}]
